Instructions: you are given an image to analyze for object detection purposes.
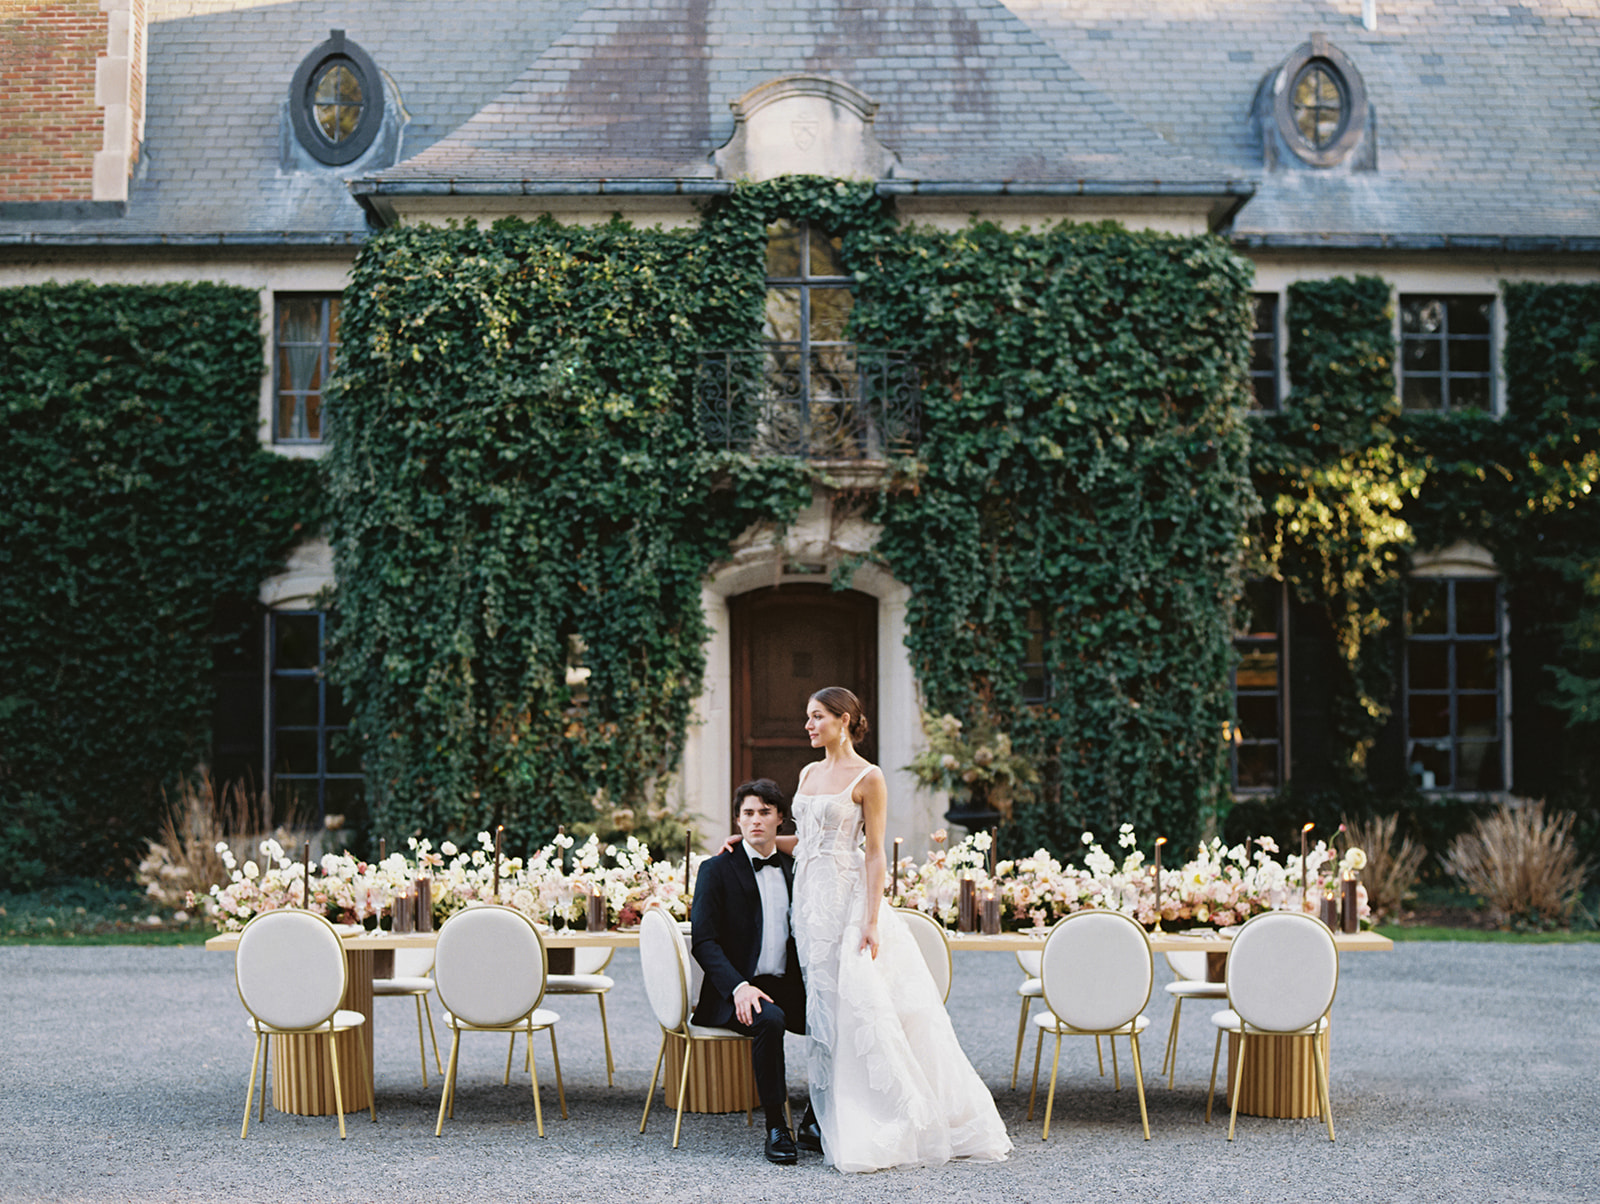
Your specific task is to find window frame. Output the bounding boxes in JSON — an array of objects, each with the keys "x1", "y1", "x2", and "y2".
[
  {"x1": 1020, "y1": 607, "x2": 1053, "y2": 706},
  {"x1": 1249, "y1": 292, "x2": 1281, "y2": 412},
  {"x1": 267, "y1": 609, "x2": 362, "y2": 825},
  {"x1": 1230, "y1": 579, "x2": 1287, "y2": 794},
  {"x1": 273, "y1": 292, "x2": 341, "y2": 445},
  {"x1": 288, "y1": 30, "x2": 384, "y2": 166},
  {"x1": 763, "y1": 217, "x2": 857, "y2": 408},
  {"x1": 1398, "y1": 293, "x2": 1497, "y2": 415},
  {"x1": 1272, "y1": 37, "x2": 1368, "y2": 168},
  {"x1": 1403, "y1": 576, "x2": 1508, "y2": 794}
]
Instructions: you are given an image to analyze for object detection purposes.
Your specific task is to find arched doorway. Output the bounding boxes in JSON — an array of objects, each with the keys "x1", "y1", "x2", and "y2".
[{"x1": 729, "y1": 584, "x2": 877, "y2": 820}]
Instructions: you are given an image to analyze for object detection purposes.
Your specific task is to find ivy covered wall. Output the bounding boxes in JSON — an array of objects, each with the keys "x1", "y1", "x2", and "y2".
[{"x1": 0, "y1": 283, "x2": 319, "y2": 888}]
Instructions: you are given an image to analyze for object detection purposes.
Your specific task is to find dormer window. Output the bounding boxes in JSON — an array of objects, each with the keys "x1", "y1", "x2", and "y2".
[
  {"x1": 1291, "y1": 61, "x2": 1347, "y2": 151},
  {"x1": 1263, "y1": 34, "x2": 1372, "y2": 169},
  {"x1": 289, "y1": 31, "x2": 383, "y2": 166}
]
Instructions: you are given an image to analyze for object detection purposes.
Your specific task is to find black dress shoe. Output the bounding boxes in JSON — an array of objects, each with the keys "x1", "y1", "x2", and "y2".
[
  {"x1": 796, "y1": 1113, "x2": 823, "y2": 1153},
  {"x1": 765, "y1": 1125, "x2": 798, "y2": 1164}
]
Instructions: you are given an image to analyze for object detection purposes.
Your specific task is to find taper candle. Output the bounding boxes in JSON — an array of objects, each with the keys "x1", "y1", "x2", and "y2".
[
  {"x1": 492, "y1": 825, "x2": 503, "y2": 899},
  {"x1": 685, "y1": 827, "x2": 693, "y2": 900},
  {"x1": 892, "y1": 837, "x2": 902, "y2": 897},
  {"x1": 302, "y1": 842, "x2": 311, "y2": 908},
  {"x1": 1153, "y1": 836, "x2": 1167, "y2": 927},
  {"x1": 1301, "y1": 822, "x2": 1314, "y2": 912}
]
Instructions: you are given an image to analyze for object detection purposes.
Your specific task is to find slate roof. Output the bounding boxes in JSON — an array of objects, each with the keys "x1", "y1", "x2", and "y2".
[{"x1": 3, "y1": 0, "x2": 1597, "y2": 248}]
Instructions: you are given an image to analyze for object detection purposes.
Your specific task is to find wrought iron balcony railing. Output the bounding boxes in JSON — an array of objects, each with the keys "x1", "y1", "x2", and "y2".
[{"x1": 696, "y1": 345, "x2": 921, "y2": 461}]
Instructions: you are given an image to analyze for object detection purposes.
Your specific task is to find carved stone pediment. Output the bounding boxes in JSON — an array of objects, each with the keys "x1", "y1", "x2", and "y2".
[{"x1": 713, "y1": 75, "x2": 898, "y2": 181}]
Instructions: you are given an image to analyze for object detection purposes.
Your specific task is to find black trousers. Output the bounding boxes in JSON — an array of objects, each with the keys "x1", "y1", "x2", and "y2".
[{"x1": 722, "y1": 973, "x2": 801, "y2": 1130}]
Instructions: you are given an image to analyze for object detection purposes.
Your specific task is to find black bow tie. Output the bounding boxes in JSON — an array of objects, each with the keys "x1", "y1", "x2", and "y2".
[{"x1": 752, "y1": 854, "x2": 783, "y2": 872}]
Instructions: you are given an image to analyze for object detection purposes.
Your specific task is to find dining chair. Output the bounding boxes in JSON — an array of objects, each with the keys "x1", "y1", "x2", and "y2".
[
  {"x1": 431, "y1": 904, "x2": 566, "y2": 1137},
  {"x1": 1012, "y1": 947, "x2": 1112, "y2": 1089},
  {"x1": 1160, "y1": 948, "x2": 1227, "y2": 1088},
  {"x1": 372, "y1": 945, "x2": 442, "y2": 1085},
  {"x1": 543, "y1": 944, "x2": 617, "y2": 1085},
  {"x1": 234, "y1": 908, "x2": 375, "y2": 1139},
  {"x1": 638, "y1": 907, "x2": 755, "y2": 1148},
  {"x1": 1206, "y1": 911, "x2": 1338, "y2": 1141},
  {"x1": 893, "y1": 906, "x2": 952, "y2": 1002},
  {"x1": 1027, "y1": 909, "x2": 1154, "y2": 1140}
]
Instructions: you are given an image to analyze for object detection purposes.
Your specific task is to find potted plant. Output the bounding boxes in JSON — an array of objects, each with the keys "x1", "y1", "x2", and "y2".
[{"x1": 906, "y1": 709, "x2": 1038, "y2": 830}]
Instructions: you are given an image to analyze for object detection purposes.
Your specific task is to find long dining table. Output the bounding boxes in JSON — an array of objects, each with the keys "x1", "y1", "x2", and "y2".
[{"x1": 206, "y1": 923, "x2": 1391, "y2": 1121}]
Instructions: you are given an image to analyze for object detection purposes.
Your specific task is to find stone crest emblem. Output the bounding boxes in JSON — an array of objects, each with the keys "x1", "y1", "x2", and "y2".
[{"x1": 790, "y1": 117, "x2": 819, "y2": 151}]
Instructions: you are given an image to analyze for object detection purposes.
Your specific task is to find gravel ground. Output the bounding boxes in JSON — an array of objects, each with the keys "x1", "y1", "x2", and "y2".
[{"x1": 1, "y1": 940, "x2": 1596, "y2": 1203}]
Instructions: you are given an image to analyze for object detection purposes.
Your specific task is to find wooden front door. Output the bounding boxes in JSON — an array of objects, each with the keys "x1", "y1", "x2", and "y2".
[{"x1": 729, "y1": 585, "x2": 877, "y2": 822}]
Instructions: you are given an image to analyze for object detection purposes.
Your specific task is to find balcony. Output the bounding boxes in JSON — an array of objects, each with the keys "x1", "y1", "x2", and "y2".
[{"x1": 696, "y1": 345, "x2": 922, "y2": 462}]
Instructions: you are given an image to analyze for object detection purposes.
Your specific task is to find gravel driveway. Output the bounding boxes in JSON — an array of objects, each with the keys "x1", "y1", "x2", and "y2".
[{"x1": 1, "y1": 940, "x2": 1595, "y2": 1203}]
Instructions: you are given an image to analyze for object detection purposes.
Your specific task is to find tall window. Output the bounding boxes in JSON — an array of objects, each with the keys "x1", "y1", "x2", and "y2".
[
  {"x1": 765, "y1": 218, "x2": 856, "y2": 410},
  {"x1": 1231, "y1": 580, "x2": 1285, "y2": 791},
  {"x1": 274, "y1": 294, "x2": 341, "y2": 443},
  {"x1": 269, "y1": 610, "x2": 362, "y2": 825},
  {"x1": 1021, "y1": 607, "x2": 1052, "y2": 704},
  {"x1": 1405, "y1": 578, "x2": 1504, "y2": 791},
  {"x1": 1400, "y1": 295, "x2": 1493, "y2": 413},
  {"x1": 1249, "y1": 293, "x2": 1280, "y2": 411}
]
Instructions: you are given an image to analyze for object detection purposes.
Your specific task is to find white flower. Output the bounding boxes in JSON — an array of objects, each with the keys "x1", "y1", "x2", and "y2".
[
  {"x1": 1081, "y1": 832, "x2": 1094, "y2": 845},
  {"x1": 440, "y1": 841, "x2": 458, "y2": 856},
  {"x1": 242, "y1": 861, "x2": 259, "y2": 880}
]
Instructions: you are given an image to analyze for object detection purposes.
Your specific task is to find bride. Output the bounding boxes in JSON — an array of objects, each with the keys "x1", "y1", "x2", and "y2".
[{"x1": 777, "y1": 686, "x2": 1011, "y2": 1172}]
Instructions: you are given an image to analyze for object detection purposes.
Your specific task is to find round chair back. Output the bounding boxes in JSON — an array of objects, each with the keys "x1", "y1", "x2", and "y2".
[
  {"x1": 235, "y1": 909, "x2": 347, "y2": 1030},
  {"x1": 1164, "y1": 950, "x2": 1209, "y2": 982},
  {"x1": 1039, "y1": 909, "x2": 1153, "y2": 1033},
  {"x1": 433, "y1": 905, "x2": 546, "y2": 1028},
  {"x1": 571, "y1": 945, "x2": 613, "y2": 976},
  {"x1": 392, "y1": 946, "x2": 435, "y2": 978},
  {"x1": 893, "y1": 907, "x2": 952, "y2": 1002},
  {"x1": 1226, "y1": 911, "x2": 1338, "y2": 1033},
  {"x1": 639, "y1": 908, "x2": 690, "y2": 1032},
  {"x1": 1016, "y1": 949, "x2": 1042, "y2": 979}
]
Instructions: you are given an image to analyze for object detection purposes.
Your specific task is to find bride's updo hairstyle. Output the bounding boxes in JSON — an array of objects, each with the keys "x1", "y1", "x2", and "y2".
[{"x1": 810, "y1": 686, "x2": 870, "y2": 746}]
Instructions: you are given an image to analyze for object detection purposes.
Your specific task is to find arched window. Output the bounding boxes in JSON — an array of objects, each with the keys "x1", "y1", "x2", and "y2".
[{"x1": 289, "y1": 31, "x2": 384, "y2": 166}]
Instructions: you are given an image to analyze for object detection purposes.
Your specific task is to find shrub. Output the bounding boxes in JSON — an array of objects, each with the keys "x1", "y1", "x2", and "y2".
[
  {"x1": 1442, "y1": 800, "x2": 1588, "y2": 930},
  {"x1": 1342, "y1": 812, "x2": 1426, "y2": 922}
]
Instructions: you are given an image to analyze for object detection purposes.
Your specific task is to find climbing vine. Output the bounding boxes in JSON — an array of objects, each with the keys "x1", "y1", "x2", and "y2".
[{"x1": 0, "y1": 283, "x2": 318, "y2": 887}]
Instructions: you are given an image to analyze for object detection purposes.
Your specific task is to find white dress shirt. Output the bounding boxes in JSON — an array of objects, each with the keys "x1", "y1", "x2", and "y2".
[{"x1": 745, "y1": 843, "x2": 790, "y2": 980}]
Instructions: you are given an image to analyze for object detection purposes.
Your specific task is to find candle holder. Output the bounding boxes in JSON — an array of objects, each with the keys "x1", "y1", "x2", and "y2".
[
  {"x1": 587, "y1": 888, "x2": 607, "y2": 932},
  {"x1": 957, "y1": 875, "x2": 977, "y2": 933},
  {"x1": 415, "y1": 877, "x2": 433, "y2": 932},
  {"x1": 393, "y1": 888, "x2": 414, "y2": 934},
  {"x1": 1319, "y1": 890, "x2": 1339, "y2": 930},
  {"x1": 980, "y1": 891, "x2": 1001, "y2": 936}
]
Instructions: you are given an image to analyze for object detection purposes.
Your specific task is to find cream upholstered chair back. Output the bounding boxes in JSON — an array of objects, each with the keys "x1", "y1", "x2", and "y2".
[
  {"x1": 235, "y1": 909, "x2": 348, "y2": 1031},
  {"x1": 1016, "y1": 949, "x2": 1042, "y2": 978},
  {"x1": 1164, "y1": 950, "x2": 1208, "y2": 981},
  {"x1": 433, "y1": 905, "x2": 546, "y2": 1029},
  {"x1": 894, "y1": 907, "x2": 953, "y2": 1002},
  {"x1": 571, "y1": 945, "x2": 612, "y2": 975},
  {"x1": 1040, "y1": 910, "x2": 1153, "y2": 1033},
  {"x1": 1226, "y1": 912, "x2": 1338, "y2": 1033},
  {"x1": 639, "y1": 908, "x2": 689, "y2": 1033},
  {"x1": 392, "y1": 947, "x2": 435, "y2": 978}
]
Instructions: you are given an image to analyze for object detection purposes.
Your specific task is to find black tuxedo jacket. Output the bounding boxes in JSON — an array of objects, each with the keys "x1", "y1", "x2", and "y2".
[{"x1": 689, "y1": 847, "x2": 806, "y2": 1034}]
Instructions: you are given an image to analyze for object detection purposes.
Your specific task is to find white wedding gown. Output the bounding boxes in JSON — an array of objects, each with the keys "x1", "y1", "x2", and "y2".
[{"x1": 792, "y1": 763, "x2": 1012, "y2": 1173}]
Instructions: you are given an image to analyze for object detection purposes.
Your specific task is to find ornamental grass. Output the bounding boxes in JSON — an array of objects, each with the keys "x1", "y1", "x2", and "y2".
[
  {"x1": 1442, "y1": 801, "x2": 1588, "y2": 931},
  {"x1": 1342, "y1": 812, "x2": 1427, "y2": 923}
]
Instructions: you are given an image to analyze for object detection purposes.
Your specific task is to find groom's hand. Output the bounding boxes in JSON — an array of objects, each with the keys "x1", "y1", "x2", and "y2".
[{"x1": 733, "y1": 982, "x2": 773, "y2": 1026}]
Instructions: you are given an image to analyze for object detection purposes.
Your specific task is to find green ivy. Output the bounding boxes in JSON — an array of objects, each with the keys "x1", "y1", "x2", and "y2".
[
  {"x1": 848, "y1": 220, "x2": 1259, "y2": 854},
  {"x1": 0, "y1": 283, "x2": 319, "y2": 888},
  {"x1": 323, "y1": 212, "x2": 814, "y2": 854}
]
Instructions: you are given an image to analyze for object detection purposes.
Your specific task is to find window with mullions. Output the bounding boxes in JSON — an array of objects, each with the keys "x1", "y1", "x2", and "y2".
[
  {"x1": 288, "y1": 31, "x2": 383, "y2": 166},
  {"x1": 764, "y1": 218, "x2": 857, "y2": 442},
  {"x1": 274, "y1": 294, "x2": 341, "y2": 443},
  {"x1": 1400, "y1": 296, "x2": 1493, "y2": 413},
  {"x1": 1231, "y1": 580, "x2": 1284, "y2": 792},
  {"x1": 1405, "y1": 578, "x2": 1504, "y2": 792},
  {"x1": 1249, "y1": 293, "x2": 1280, "y2": 411},
  {"x1": 1021, "y1": 608, "x2": 1052, "y2": 704},
  {"x1": 269, "y1": 611, "x2": 363, "y2": 825}
]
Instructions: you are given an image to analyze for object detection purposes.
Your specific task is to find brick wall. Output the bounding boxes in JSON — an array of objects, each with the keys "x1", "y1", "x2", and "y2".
[
  {"x1": 0, "y1": 0, "x2": 104, "y2": 202},
  {"x1": 0, "y1": 0, "x2": 146, "y2": 204}
]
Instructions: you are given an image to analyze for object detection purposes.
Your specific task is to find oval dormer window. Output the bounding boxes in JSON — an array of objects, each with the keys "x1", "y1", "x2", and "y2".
[
  {"x1": 1272, "y1": 35, "x2": 1368, "y2": 168},
  {"x1": 290, "y1": 31, "x2": 383, "y2": 166}
]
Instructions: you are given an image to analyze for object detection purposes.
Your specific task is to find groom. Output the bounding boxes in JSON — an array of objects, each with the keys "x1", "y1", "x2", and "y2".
[{"x1": 690, "y1": 778, "x2": 819, "y2": 1164}]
